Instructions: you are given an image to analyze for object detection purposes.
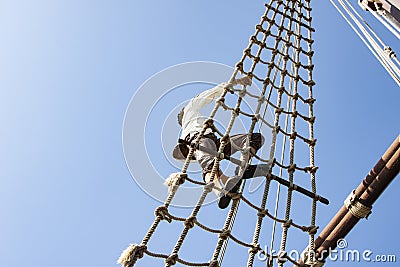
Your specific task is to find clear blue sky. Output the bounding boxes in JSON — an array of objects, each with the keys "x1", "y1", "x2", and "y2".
[{"x1": 0, "y1": 1, "x2": 398, "y2": 267}]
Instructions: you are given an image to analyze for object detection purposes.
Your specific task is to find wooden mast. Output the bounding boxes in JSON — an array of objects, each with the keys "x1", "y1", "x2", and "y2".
[{"x1": 300, "y1": 135, "x2": 400, "y2": 265}]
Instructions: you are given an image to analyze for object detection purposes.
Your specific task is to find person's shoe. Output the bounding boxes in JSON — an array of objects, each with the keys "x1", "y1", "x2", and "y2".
[
  {"x1": 236, "y1": 164, "x2": 270, "y2": 179},
  {"x1": 218, "y1": 194, "x2": 231, "y2": 209},
  {"x1": 218, "y1": 176, "x2": 242, "y2": 209},
  {"x1": 249, "y1": 133, "x2": 265, "y2": 153}
]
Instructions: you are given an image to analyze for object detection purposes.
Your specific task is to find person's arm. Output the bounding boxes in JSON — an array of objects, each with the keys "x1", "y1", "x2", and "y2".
[
  {"x1": 181, "y1": 77, "x2": 252, "y2": 129},
  {"x1": 181, "y1": 83, "x2": 226, "y2": 129},
  {"x1": 187, "y1": 83, "x2": 226, "y2": 112}
]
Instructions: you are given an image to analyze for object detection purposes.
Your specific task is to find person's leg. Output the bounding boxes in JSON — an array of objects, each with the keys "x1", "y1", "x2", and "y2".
[
  {"x1": 217, "y1": 172, "x2": 242, "y2": 209},
  {"x1": 237, "y1": 164, "x2": 270, "y2": 179},
  {"x1": 195, "y1": 137, "x2": 218, "y2": 175},
  {"x1": 204, "y1": 171, "x2": 229, "y2": 197},
  {"x1": 219, "y1": 133, "x2": 267, "y2": 209},
  {"x1": 227, "y1": 133, "x2": 265, "y2": 156},
  {"x1": 195, "y1": 135, "x2": 229, "y2": 191},
  {"x1": 231, "y1": 133, "x2": 270, "y2": 179}
]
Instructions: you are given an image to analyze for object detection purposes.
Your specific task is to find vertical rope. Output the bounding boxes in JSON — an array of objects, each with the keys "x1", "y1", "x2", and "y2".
[
  {"x1": 246, "y1": 0, "x2": 299, "y2": 266},
  {"x1": 276, "y1": 0, "x2": 299, "y2": 264},
  {"x1": 267, "y1": 38, "x2": 297, "y2": 267},
  {"x1": 305, "y1": 0, "x2": 317, "y2": 264},
  {"x1": 212, "y1": 1, "x2": 281, "y2": 265}
]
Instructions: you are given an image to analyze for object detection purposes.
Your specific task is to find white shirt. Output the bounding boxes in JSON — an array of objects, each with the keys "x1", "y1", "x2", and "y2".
[{"x1": 180, "y1": 83, "x2": 226, "y2": 139}]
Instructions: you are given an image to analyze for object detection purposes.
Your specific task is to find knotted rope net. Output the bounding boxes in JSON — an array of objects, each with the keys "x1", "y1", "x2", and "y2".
[{"x1": 119, "y1": 1, "x2": 324, "y2": 266}]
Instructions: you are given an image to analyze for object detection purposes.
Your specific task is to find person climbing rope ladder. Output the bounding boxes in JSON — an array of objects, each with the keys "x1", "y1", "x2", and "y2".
[{"x1": 172, "y1": 77, "x2": 270, "y2": 209}]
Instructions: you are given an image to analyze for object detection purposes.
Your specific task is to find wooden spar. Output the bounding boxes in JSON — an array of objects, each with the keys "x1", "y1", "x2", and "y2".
[
  {"x1": 314, "y1": 134, "x2": 400, "y2": 249},
  {"x1": 298, "y1": 135, "x2": 400, "y2": 265},
  {"x1": 316, "y1": 143, "x2": 400, "y2": 261}
]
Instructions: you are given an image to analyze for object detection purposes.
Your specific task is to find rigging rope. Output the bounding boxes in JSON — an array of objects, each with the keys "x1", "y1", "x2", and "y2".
[
  {"x1": 119, "y1": 1, "x2": 322, "y2": 266},
  {"x1": 329, "y1": 0, "x2": 400, "y2": 86}
]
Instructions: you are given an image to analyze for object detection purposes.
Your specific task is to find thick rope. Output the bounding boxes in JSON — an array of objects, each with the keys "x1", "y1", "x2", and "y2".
[
  {"x1": 344, "y1": 190, "x2": 372, "y2": 219},
  {"x1": 304, "y1": 1, "x2": 318, "y2": 265},
  {"x1": 277, "y1": 2, "x2": 300, "y2": 266}
]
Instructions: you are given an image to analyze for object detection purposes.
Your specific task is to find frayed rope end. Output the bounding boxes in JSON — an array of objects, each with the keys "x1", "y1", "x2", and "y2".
[
  {"x1": 164, "y1": 172, "x2": 183, "y2": 193},
  {"x1": 117, "y1": 243, "x2": 140, "y2": 266}
]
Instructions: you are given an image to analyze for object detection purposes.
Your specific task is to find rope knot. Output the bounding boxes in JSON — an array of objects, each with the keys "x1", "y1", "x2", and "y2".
[
  {"x1": 219, "y1": 229, "x2": 231, "y2": 240},
  {"x1": 257, "y1": 209, "x2": 268, "y2": 218},
  {"x1": 154, "y1": 206, "x2": 172, "y2": 222},
  {"x1": 253, "y1": 113, "x2": 261, "y2": 123},
  {"x1": 288, "y1": 163, "x2": 296, "y2": 173},
  {"x1": 277, "y1": 250, "x2": 288, "y2": 263},
  {"x1": 184, "y1": 216, "x2": 197, "y2": 229},
  {"x1": 164, "y1": 173, "x2": 186, "y2": 193},
  {"x1": 258, "y1": 95, "x2": 266, "y2": 103},
  {"x1": 238, "y1": 89, "x2": 246, "y2": 98},
  {"x1": 305, "y1": 97, "x2": 316, "y2": 104},
  {"x1": 216, "y1": 97, "x2": 225, "y2": 107},
  {"x1": 189, "y1": 141, "x2": 198, "y2": 150},
  {"x1": 289, "y1": 131, "x2": 297, "y2": 140},
  {"x1": 165, "y1": 253, "x2": 178, "y2": 266},
  {"x1": 216, "y1": 152, "x2": 225, "y2": 161},
  {"x1": 250, "y1": 35, "x2": 258, "y2": 42},
  {"x1": 288, "y1": 181, "x2": 296, "y2": 191},
  {"x1": 220, "y1": 135, "x2": 230, "y2": 145},
  {"x1": 249, "y1": 243, "x2": 262, "y2": 254},
  {"x1": 268, "y1": 62, "x2": 275, "y2": 69},
  {"x1": 275, "y1": 107, "x2": 284, "y2": 115},
  {"x1": 263, "y1": 78, "x2": 271, "y2": 85},
  {"x1": 203, "y1": 118, "x2": 215, "y2": 129},
  {"x1": 230, "y1": 192, "x2": 242, "y2": 200},
  {"x1": 243, "y1": 47, "x2": 252, "y2": 56},
  {"x1": 282, "y1": 219, "x2": 292, "y2": 228},
  {"x1": 117, "y1": 244, "x2": 147, "y2": 266},
  {"x1": 271, "y1": 158, "x2": 277, "y2": 167},
  {"x1": 307, "y1": 79, "x2": 316, "y2": 86},
  {"x1": 208, "y1": 260, "x2": 220, "y2": 267},
  {"x1": 306, "y1": 225, "x2": 319, "y2": 235},
  {"x1": 204, "y1": 182, "x2": 215, "y2": 193},
  {"x1": 308, "y1": 166, "x2": 318, "y2": 174},
  {"x1": 307, "y1": 138, "x2": 317, "y2": 146},
  {"x1": 235, "y1": 63, "x2": 243, "y2": 73}
]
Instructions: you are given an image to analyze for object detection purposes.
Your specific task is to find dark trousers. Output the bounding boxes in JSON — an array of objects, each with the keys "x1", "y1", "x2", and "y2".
[{"x1": 194, "y1": 133, "x2": 264, "y2": 179}]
